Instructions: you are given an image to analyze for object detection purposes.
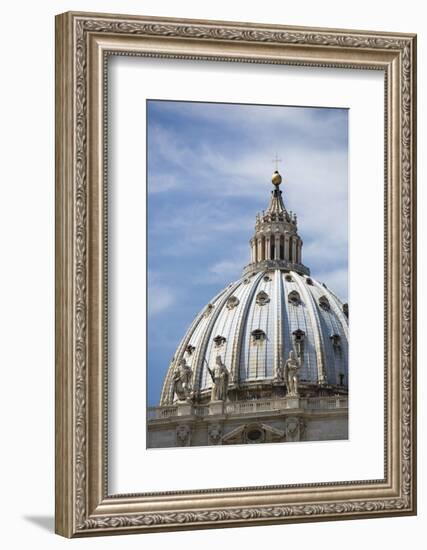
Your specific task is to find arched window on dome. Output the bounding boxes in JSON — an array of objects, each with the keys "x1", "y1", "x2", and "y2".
[
  {"x1": 292, "y1": 329, "x2": 305, "y2": 360},
  {"x1": 213, "y1": 335, "x2": 226, "y2": 348},
  {"x1": 226, "y1": 295, "x2": 240, "y2": 310},
  {"x1": 343, "y1": 303, "x2": 349, "y2": 318},
  {"x1": 251, "y1": 329, "x2": 266, "y2": 344},
  {"x1": 256, "y1": 291, "x2": 270, "y2": 306},
  {"x1": 185, "y1": 344, "x2": 195, "y2": 356},
  {"x1": 319, "y1": 296, "x2": 330, "y2": 311},
  {"x1": 288, "y1": 290, "x2": 301, "y2": 306},
  {"x1": 330, "y1": 333, "x2": 341, "y2": 350}
]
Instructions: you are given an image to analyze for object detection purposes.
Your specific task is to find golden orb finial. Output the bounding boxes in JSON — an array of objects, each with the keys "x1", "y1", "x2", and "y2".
[{"x1": 271, "y1": 170, "x2": 282, "y2": 186}]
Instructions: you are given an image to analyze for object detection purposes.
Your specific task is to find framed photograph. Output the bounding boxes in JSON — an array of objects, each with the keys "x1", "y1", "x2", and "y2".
[{"x1": 55, "y1": 11, "x2": 417, "y2": 537}]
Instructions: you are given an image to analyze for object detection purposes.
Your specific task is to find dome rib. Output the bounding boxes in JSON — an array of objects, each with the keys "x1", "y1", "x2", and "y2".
[
  {"x1": 159, "y1": 285, "x2": 229, "y2": 404},
  {"x1": 192, "y1": 279, "x2": 243, "y2": 393},
  {"x1": 232, "y1": 271, "x2": 265, "y2": 384},
  {"x1": 291, "y1": 273, "x2": 327, "y2": 384},
  {"x1": 325, "y1": 288, "x2": 349, "y2": 341},
  {"x1": 223, "y1": 279, "x2": 255, "y2": 386},
  {"x1": 273, "y1": 269, "x2": 284, "y2": 381}
]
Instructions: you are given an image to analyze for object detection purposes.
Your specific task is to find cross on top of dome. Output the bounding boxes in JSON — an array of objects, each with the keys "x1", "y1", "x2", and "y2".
[{"x1": 272, "y1": 153, "x2": 282, "y2": 171}]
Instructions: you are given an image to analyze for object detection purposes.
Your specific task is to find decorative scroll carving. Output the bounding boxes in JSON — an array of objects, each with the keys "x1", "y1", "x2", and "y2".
[
  {"x1": 208, "y1": 423, "x2": 223, "y2": 445},
  {"x1": 176, "y1": 424, "x2": 192, "y2": 446},
  {"x1": 285, "y1": 417, "x2": 304, "y2": 442},
  {"x1": 82, "y1": 496, "x2": 409, "y2": 530}
]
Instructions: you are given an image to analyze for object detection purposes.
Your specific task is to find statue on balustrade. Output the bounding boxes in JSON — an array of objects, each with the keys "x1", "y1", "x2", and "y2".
[
  {"x1": 172, "y1": 358, "x2": 193, "y2": 402},
  {"x1": 285, "y1": 350, "x2": 301, "y2": 397},
  {"x1": 207, "y1": 355, "x2": 230, "y2": 401}
]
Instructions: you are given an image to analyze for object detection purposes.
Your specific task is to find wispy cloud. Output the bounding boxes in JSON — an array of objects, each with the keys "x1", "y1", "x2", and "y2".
[
  {"x1": 314, "y1": 267, "x2": 348, "y2": 303},
  {"x1": 148, "y1": 281, "x2": 176, "y2": 317}
]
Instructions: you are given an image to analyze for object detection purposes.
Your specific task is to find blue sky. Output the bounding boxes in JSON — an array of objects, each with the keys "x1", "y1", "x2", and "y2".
[{"x1": 147, "y1": 100, "x2": 348, "y2": 406}]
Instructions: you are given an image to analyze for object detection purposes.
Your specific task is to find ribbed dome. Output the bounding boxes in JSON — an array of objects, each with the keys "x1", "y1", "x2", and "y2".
[
  {"x1": 159, "y1": 169, "x2": 348, "y2": 406},
  {"x1": 160, "y1": 269, "x2": 348, "y2": 405}
]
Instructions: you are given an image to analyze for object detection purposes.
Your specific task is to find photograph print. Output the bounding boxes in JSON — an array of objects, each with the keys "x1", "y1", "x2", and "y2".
[{"x1": 146, "y1": 100, "x2": 349, "y2": 449}]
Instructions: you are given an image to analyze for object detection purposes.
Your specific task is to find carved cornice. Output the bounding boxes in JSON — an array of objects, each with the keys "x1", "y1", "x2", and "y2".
[
  {"x1": 82, "y1": 497, "x2": 409, "y2": 530},
  {"x1": 67, "y1": 14, "x2": 415, "y2": 534},
  {"x1": 81, "y1": 17, "x2": 411, "y2": 52}
]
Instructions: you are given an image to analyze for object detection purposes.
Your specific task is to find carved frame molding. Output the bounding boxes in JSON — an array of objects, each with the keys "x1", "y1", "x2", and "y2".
[{"x1": 55, "y1": 11, "x2": 416, "y2": 537}]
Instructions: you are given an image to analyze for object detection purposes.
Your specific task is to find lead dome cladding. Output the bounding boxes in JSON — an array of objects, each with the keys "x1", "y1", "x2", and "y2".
[{"x1": 159, "y1": 170, "x2": 348, "y2": 405}]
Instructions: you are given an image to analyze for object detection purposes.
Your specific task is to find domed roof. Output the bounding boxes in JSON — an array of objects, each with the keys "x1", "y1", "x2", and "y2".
[
  {"x1": 159, "y1": 169, "x2": 348, "y2": 405},
  {"x1": 160, "y1": 269, "x2": 348, "y2": 404}
]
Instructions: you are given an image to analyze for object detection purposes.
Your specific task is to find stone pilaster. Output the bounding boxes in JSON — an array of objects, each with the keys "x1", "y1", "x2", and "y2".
[{"x1": 209, "y1": 400, "x2": 224, "y2": 416}]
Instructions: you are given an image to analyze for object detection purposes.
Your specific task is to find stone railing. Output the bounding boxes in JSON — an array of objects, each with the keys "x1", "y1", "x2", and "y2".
[
  {"x1": 148, "y1": 396, "x2": 347, "y2": 420},
  {"x1": 301, "y1": 397, "x2": 348, "y2": 410},
  {"x1": 147, "y1": 405, "x2": 178, "y2": 420},
  {"x1": 242, "y1": 258, "x2": 310, "y2": 278}
]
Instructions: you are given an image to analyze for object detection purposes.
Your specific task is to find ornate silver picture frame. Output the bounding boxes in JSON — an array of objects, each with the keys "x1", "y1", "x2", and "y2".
[{"x1": 55, "y1": 11, "x2": 417, "y2": 537}]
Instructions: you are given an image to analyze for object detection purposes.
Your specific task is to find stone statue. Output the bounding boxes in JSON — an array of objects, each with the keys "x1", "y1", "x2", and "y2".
[
  {"x1": 172, "y1": 358, "x2": 193, "y2": 402},
  {"x1": 285, "y1": 350, "x2": 301, "y2": 396},
  {"x1": 207, "y1": 355, "x2": 230, "y2": 401}
]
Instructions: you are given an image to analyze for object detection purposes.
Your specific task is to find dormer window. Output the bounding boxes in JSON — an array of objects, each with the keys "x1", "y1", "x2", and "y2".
[
  {"x1": 293, "y1": 329, "x2": 305, "y2": 358},
  {"x1": 288, "y1": 290, "x2": 301, "y2": 306},
  {"x1": 343, "y1": 303, "x2": 349, "y2": 318},
  {"x1": 285, "y1": 274, "x2": 293, "y2": 282},
  {"x1": 251, "y1": 329, "x2": 266, "y2": 344},
  {"x1": 306, "y1": 277, "x2": 313, "y2": 286},
  {"x1": 319, "y1": 296, "x2": 330, "y2": 311},
  {"x1": 213, "y1": 335, "x2": 226, "y2": 347},
  {"x1": 330, "y1": 333, "x2": 341, "y2": 349},
  {"x1": 293, "y1": 329, "x2": 305, "y2": 343},
  {"x1": 226, "y1": 296, "x2": 240, "y2": 310},
  {"x1": 256, "y1": 291, "x2": 270, "y2": 306},
  {"x1": 186, "y1": 344, "x2": 195, "y2": 356},
  {"x1": 263, "y1": 274, "x2": 272, "y2": 282}
]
